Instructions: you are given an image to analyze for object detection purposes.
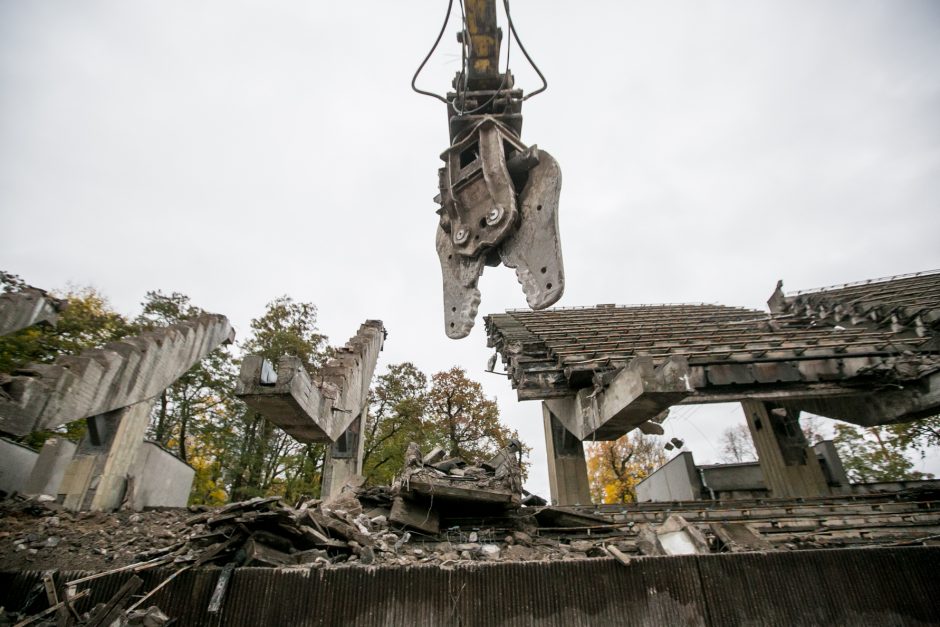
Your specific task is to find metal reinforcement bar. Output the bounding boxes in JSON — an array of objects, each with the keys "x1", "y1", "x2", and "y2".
[{"x1": 2, "y1": 547, "x2": 938, "y2": 626}]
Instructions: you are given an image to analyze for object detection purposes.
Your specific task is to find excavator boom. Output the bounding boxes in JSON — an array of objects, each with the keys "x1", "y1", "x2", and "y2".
[{"x1": 426, "y1": 0, "x2": 565, "y2": 338}]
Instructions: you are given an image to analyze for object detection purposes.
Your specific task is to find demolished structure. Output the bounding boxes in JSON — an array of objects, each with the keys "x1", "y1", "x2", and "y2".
[
  {"x1": 0, "y1": 287, "x2": 66, "y2": 337},
  {"x1": 0, "y1": 303, "x2": 234, "y2": 511},
  {"x1": 2, "y1": 271, "x2": 938, "y2": 625},
  {"x1": 486, "y1": 270, "x2": 940, "y2": 505},
  {"x1": 235, "y1": 320, "x2": 385, "y2": 498}
]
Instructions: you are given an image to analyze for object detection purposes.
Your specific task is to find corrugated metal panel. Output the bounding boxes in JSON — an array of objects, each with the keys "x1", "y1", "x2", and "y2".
[
  {"x1": 2, "y1": 547, "x2": 938, "y2": 626},
  {"x1": 696, "y1": 547, "x2": 940, "y2": 626}
]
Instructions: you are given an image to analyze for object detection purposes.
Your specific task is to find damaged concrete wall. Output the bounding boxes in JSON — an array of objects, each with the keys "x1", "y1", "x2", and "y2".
[
  {"x1": 0, "y1": 288, "x2": 64, "y2": 337},
  {"x1": 0, "y1": 314, "x2": 234, "y2": 435},
  {"x1": 0, "y1": 438, "x2": 39, "y2": 496},
  {"x1": 700, "y1": 463, "x2": 766, "y2": 494},
  {"x1": 22, "y1": 437, "x2": 77, "y2": 497},
  {"x1": 128, "y1": 442, "x2": 195, "y2": 509}
]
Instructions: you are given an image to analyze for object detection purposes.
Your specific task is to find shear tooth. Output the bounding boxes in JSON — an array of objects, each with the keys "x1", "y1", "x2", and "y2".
[
  {"x1": 498, "y1": 149, "x2": 565, "y2": 310},
  {"x1": 437, "y1": 226, "x2": 485, "y2": 339}
]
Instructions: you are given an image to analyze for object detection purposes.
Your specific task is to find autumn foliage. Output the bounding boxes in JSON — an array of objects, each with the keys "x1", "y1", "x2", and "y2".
[{"x1": 586, "y1": 432, "x2": 666, "y2": 504}]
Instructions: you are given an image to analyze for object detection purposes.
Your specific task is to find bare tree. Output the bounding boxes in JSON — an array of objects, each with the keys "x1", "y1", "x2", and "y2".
[{"x1": 719, "y1": 424, "x2": 756, "y2": 463}]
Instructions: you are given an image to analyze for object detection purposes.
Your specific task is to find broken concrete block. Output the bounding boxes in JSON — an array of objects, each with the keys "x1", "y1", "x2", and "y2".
[
  {"x1": 710, "y1": 522, "x2": 772, "y2": 552},
  {"x1": 422, "y1": 447, "x2": 445, "y2": 465},
  {"x1": 0, "y1": 287, "x2": 65, "y2": 337},
  {"x1": 656, "y1": 514, "x2": 709, "y2": 555},
  {"x1": 321, "y1": 491, "x2": 363, "y2": 519},
  {"x1": 546, "y1": 357, "x2": 692, "y2": 441},
  {"x1": 635, "y1": 524, "x2": 665, "y2": 556},
  {"x1": 432, "y1": 458, "x2": 465, "y2": 473},
  {"x1": 480, "y1": 544, "x2": 500, "y2": 560},
  {"x1": 389, "y1": 496, "x2": 440, "y2": 535},
  {"x1": 244, "y1": 536, "x2": 293, "y2": 567},
  {"x1": 569, "y1": 540, "x2": 593, "y2": 553}
]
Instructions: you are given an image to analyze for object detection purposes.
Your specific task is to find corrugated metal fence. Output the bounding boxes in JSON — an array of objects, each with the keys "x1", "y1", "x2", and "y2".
[{"x1": 2, "y1": 546, "x2": 937, "y2": 626}]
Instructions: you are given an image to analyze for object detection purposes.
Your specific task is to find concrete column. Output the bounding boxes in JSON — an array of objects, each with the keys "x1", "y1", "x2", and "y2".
[
  {"x1": 23, "y1": 437, "x2": 77, "y2": 496},
  {"x1": 741, "y1": 400, "x2": 829, "y2": 498},
  {"x1": 59, "y1": 400, "x2": 152, "y2": 511},
  {"x1": 542, "y1": 402, "x2": 592, "y2": 506},
  {"x1": 321, "y1": 413, "x2": 365, "y2": 499}
]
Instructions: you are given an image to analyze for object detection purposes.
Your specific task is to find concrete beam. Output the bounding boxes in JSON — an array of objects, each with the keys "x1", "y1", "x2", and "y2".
[
  {"x1": 321, "y1": 414, "x2": 365, "y2": 499},
  {"x1": 236, "y1": 320, "x2": 385, "y2": 444},
  {"x1": 0, "y1": 314, "x2": 234, "y2": 436},
  {"x1": 236, "y1": 356, "x2": 334, "y2": 442},
  {"x1": 742, "y1": 401, "x2": 829, "y2": 498},
  {"x1": 547, "y1": 357, "x2": 692, "y2": 441},
  {"x1": 0, "y1": 288, "x2": 65, "y2": 337},
  {"x1": 318, "y1": 321, "x2": 385, "y2": 439},
  {"x1": 542, "y1": 403, "x2": 591, "y2": 506},
  {"x1": 59, "y1": 400, "x2": 152, "y2": 511},
  {"x1": 779, "y1": 370, "x2": 940, "y2": 427}
]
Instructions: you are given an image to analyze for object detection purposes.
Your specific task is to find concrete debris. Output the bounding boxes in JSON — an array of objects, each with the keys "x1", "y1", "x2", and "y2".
[
  {"x1": 0, "y1": 287, "x2": 66, "y2": 337},
  {"x1": 656, "y1": 514, "x2": 709, "y2": 555},
  {"x1": 3, "y1": 476, "x2": 938, "y2": 616},
  {"x1": 710, "y1": 522, "x2": 773, "y2": 552},
  {"x1": 397, "y1": 441, "x2": 525, "y2": 521},
  {"x1": 1, "y1": 566, "x2": 173, "y2": 627}
]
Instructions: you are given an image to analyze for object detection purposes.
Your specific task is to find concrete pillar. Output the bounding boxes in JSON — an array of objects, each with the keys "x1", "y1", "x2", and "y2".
[
  {"x1": 23, "y1": 437, "x2": 77, "y2": 496},
  {"x1": 741, "y1": 400, "x2": 829, "y2": 498},
  {"x1": 59, "y1": 400, "x2": 152, "y2": 511},
  {"x1": 321, "y1": 413, "x2": 365, "y2": 499},
  {"x1": 542, "y1": 402, "x2": 592, "y2": 506}
]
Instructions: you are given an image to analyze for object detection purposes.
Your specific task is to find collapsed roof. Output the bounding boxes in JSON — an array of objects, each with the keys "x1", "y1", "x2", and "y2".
[{"x1": 485, "y1": 270, "x2": 940, "y2": 439}]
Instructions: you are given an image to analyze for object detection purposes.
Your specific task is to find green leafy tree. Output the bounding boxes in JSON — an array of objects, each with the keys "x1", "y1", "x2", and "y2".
[
  {"x1": 833, "y1": 422, "x2": 932, "y2": 483},
  {"x1": 889, "y1": 416, "x2": 940, "y2": 456},
  {"x1": 361, "y1": 362, "x2": 428, "y2": 485},
  {"x1": 424, "y1": 366, "x2": 522, "y2": 464}
]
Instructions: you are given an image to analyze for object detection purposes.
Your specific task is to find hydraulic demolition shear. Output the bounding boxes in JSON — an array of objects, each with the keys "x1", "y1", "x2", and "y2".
[{"x1": 414, "y1": 0, "x2": 565, "y2": 339}]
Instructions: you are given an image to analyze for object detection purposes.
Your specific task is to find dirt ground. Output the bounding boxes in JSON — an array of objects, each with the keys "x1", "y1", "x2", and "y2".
[{"x1": 0, "y1": 498, "x2": 191, "y2": 572}]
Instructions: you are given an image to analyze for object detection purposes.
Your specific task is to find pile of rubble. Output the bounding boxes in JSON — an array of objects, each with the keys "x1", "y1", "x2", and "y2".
[{"x1": 1, "y1": 441, "x2": 781, "y2": 624}]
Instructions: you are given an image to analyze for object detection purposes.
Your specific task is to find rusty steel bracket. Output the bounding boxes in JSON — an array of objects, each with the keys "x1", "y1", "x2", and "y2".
[{"x1": 436, "y1": 116, "x2": 564, "y2": 339}]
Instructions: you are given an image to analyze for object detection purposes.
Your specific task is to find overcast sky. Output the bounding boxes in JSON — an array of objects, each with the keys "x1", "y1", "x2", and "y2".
[{"x1": 2, "y1": 1, "x2": 939, "y2": 498}]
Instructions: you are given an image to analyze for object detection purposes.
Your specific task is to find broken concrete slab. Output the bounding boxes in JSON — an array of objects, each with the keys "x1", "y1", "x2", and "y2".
[
  {"x1": 390, "y1": 496, "x2": 440, "y2": 535},
  {"x1": 656, "y1": 514, "x2": 709, "y2": 555},
  {"x1": 0, "y1": 287, "x2": 66, "y2": 337},
  {"x1": 406, "y1": 476, "x2": 520, "y2": 505},
  {"x1": 422, "y1": 447, "x2": 446, "y2": 465},
  {"x1": 0, "y1": 314, "x2": 234, "y2": 435},
  {"x1": 710, "y1": 522, "x2": 773, "y2": 552}
]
